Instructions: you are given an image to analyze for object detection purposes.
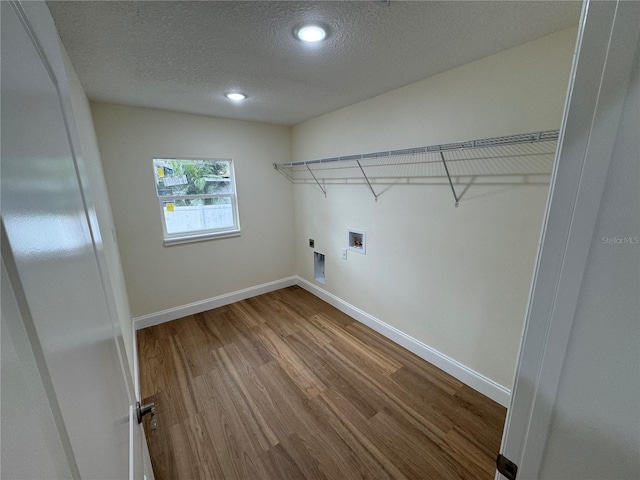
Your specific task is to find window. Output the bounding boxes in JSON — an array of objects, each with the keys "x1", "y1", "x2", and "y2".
[{"x1": 153, "y1": 158, "x2": 240, "y2": 245}]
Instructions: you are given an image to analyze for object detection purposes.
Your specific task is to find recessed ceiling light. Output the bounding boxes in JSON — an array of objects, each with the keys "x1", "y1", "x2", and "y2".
[
  {"x1": 225, "y1": 92, "x2": 246, "y2": 101},
  {"x1": 294, "y1": 23, "x2": 327, "y2": 43}
]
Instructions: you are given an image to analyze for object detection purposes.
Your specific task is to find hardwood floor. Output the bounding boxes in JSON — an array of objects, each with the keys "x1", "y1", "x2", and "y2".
[{"x1": 138, "y1": 286, "x2": 506, "y2": 479}]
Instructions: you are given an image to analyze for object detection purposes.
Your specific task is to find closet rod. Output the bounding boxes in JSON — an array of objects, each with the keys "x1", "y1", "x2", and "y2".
[{"x1": 273, "y1": 129, "x2": 559, "y2": 169}]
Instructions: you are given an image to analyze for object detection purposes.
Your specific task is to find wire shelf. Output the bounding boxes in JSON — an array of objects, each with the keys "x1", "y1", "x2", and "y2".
[{"x1": 273, "y1": 130, "x2": 559, "y2": 206}]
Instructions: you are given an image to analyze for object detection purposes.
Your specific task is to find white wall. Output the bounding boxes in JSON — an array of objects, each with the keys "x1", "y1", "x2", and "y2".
[
  {"x1": 60, "y1": 45, "x2": 136, "y2": 377},
  {"x1": 91, "y1": 104, "x2": 294, "y2": 318},
  {"x1": 539, "y1": 29, "x2": 639, "y2": 480},
  {"x1": 291, "y1": 28, "x2": 577, "y2": 390}
]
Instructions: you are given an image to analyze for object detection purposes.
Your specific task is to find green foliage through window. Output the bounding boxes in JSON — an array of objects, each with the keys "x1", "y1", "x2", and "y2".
[{"x1": 152, "y1": 158, "x2": 240, "y2": 241}]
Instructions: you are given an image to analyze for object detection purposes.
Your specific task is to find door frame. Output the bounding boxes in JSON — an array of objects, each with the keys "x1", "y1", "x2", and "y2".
[
  {"x1": 2, "y1": 1, "x2": 150, "y2": 478},
  {"x1": 13, "y1": 0, "x2": 136, "y2": 398},
  {"x1": 497, "y1": 1, "x2": 640, "y2": 477}
]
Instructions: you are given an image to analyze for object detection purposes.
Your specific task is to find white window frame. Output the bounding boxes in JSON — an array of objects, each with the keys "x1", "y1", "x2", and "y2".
[{"x1": 153, "y1": 157, "x2": 241, "y2": 246}]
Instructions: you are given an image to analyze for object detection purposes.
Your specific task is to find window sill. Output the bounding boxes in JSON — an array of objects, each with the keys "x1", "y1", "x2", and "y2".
[{"x1": 163, "y1": 229, "x2": 241, "y2": 246}]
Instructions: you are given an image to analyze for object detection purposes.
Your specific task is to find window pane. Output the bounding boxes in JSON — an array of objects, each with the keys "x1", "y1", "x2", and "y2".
[
  {"x1": 163, "y1": 197, "x2": 233, "y2": 234},
  {"x1": 206, "y1": 179, "x2": 232, "y2": 194},
  {"x1": 153, "y1": 159, "x2": 232, "y2": 197}
]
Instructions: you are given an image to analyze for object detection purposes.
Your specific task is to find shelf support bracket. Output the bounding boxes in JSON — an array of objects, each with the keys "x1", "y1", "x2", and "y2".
[
  {"x1": 357, "y1": 160, "x2": 378, "y2": 202},
  {"x1": 273, "y1": 163, "x2": 294, "y2": 183},
  {"x1": 306, "y1": 164, "x2": 326, "y2": 197},
  {"x1": 440, "y1": 152, "x2": 459, "y2": 207}
]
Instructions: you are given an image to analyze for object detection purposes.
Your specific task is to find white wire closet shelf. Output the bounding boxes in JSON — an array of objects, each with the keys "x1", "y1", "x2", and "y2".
[{"x1": 273, "y1": 129, "x2": 559, "y2": 207}]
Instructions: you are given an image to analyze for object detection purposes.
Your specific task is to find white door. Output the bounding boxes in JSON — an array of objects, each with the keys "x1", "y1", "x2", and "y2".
[
  {"x1": 497, "y1": 1, "x2": 639, "y2": 478},
  {"x1": 1, "y1": 1, "x2": 145, "y2": 478}
]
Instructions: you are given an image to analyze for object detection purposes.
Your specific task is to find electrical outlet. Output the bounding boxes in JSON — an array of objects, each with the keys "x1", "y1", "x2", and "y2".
[
  {"x1": 341, "y1": 249, "x2": 347, "y2": 260},
  {"x1": 309, "y1": 239, "x2": 315, "y2": 248}
]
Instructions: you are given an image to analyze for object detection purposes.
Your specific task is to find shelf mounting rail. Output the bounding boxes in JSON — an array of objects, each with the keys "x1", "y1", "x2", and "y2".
[{"x1": 273, "y1": 129, "x2": 559, "y2": 205}]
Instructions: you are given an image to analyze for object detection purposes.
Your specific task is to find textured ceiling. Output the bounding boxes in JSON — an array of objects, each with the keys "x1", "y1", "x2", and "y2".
[{"x1": 49, "y1": 1, "x2": 581, "y2": 126}]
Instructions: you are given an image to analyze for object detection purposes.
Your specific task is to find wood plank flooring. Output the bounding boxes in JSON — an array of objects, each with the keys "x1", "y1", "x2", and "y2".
[{"x1": 138, "y1": 286, "x2": 506, "y2": 480}]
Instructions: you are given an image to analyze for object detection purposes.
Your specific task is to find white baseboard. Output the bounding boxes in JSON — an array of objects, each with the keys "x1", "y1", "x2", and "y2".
[
  {"x1": 133, "y1": 277, "x2": 297, "y2": 330},
  {"x1": 296, "y1": 276, "x2": 511, "y2": 407},
  {"x1": 132, "y1": 274, "x2": 510, "y2": 406}
]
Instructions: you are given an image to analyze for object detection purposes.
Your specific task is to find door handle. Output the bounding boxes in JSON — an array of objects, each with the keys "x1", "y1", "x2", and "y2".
[{"x1": 136, "y1": 401, "x2": 157, "y2": 430}]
